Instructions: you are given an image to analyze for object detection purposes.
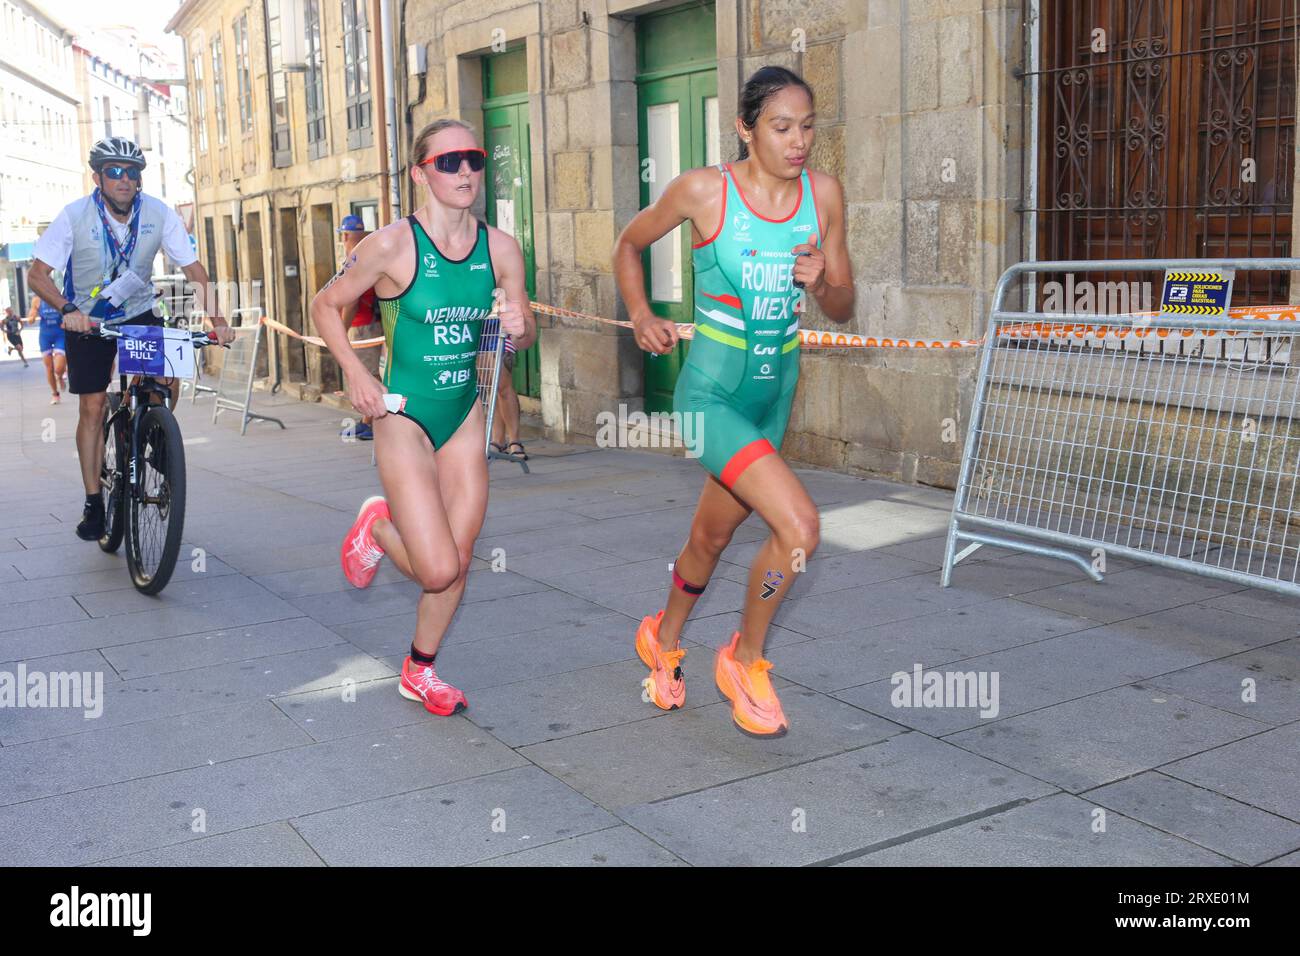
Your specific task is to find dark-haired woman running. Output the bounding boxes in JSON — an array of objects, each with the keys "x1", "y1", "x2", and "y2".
[{"x1": 614, "y1": 67, "x2": 856, "y2": 737}]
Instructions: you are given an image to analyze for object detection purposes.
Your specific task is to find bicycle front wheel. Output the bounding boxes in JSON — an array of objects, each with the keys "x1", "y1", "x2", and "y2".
[
  {"x1": 98, "y1": 393, "x2": 126, "y2": 554},
  {"x1": 125, "y1": 404, "x2": 187, "y2": 594}
]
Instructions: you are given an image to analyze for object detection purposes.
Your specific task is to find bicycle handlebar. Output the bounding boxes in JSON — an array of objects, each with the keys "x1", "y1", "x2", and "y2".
[{"x1": 93, "y1": 322, "x2": 224, "y2": 348}]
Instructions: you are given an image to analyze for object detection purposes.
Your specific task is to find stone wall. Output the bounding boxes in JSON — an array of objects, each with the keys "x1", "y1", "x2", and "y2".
[{"x1": 400, "y1": 0, "x2": 1028, "y2": 487}]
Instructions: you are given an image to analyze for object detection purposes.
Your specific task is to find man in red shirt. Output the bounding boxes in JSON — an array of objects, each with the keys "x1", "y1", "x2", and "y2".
[{"x1": 339, "y1": 215, "x2": 381, "y2": 440}]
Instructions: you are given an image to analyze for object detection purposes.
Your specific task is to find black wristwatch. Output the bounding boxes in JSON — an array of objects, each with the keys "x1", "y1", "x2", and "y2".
[{"x1": 60, "y1": 302, "x2": 79, "y2": 315}]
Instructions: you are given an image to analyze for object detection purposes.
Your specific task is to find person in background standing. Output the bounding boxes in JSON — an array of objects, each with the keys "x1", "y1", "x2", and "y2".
[{"x1": 338, "y1": 215, "x2": 382, "y2": 442}]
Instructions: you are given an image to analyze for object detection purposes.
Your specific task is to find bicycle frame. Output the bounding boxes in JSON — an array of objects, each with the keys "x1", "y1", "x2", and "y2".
[
  {"x1": 107, "y1": 371, "x2": 175, "y2": 503},
  {"x1": 98, "y1": 317, "x2": 214, "y2": 506}
]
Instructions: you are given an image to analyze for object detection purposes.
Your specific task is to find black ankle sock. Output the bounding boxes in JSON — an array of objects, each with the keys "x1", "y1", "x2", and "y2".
[{"x1": 410, "y1": 644, "x2": 436, "y2": 666}]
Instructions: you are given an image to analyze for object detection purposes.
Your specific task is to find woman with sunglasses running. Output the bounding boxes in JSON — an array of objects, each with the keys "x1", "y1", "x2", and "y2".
[
  {"x1": 614, "y1": 67, "x2": 855, "y2": 737},
  {"x1": 313, "y1": 119, "x2": 535, "y2": 716}
]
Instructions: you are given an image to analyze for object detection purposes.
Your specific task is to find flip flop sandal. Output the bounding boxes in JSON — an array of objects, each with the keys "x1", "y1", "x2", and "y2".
[
  {"x1": 489, "y1": 441, "x2": 507, "y2": 454},
  {"x1": 506, "y1": 441, "x2": 529, "y2": 461}
]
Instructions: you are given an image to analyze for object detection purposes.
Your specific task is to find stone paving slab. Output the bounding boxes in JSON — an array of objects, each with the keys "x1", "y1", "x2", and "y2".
[
  {"x1": 521, "y1": 690, "x2": 904, "y2": 809},
  {"x1": 620, "y1": 732, "x2": 1059, "y2": 866},
  {"x1": 0, "y1": 594, "x2": 88, "y2": 631},
  {"x1": 0, "y1": 648, "x2": 120, "y2": 681},
  {"x1": 72, "y1": 571, "x2": 278, "y2": 620},
  {"x1": 945, "y1": 684, "x2": 1272, "y2": 792},
  {"x1": 0, "y1": 720, "x2": 524, "y2": 865},
  {"x1": 91, "y1": 823, "x2": 325, "y2": 867},
  {"x1": 272, "y1": 678, "x2": 426, "y2": 743},
  {"x1": 711, "y1": 547, "x2": 938, "y2": 596},
  {"x1": 782, "y1": 598, "x2": 1096, "y2": 695},
  {"x1": 775, "y1": 575, "x2": 999, "y2": 638},
  {"x1": 471, "y1": 825, "x2": 686, "y2": 866},
  {"x1": 1012, "y1": 563, "x2": 1246, "y2": 624},
  {"x1": 0, "y1": 558, "x2": 238, "y2": 607},
  {"x1": 839, "y1": 793, "x2": 1232, "y2": 866},
  {"x1": 99, "y1": 616, "x2": 347, "y2": 679},
  {"x1": 462, "y1": 654, "x2": 757, "y2": 748},
  {"x1": 0, "y1": 645, "x2": 392, "y2": 744},
  {"x1": 0, "y1": 701, "x2": 312, "y2": 807},
  {"x1": 1086, "y1": 772, "x2": 1300, "y2": 866},
  {"x1": 332, "y1": 589, "x2": 617, "y2": 657},
  {"x1": 291, "y1": 765, "x2": 616, "y2": 866},
  {"x1": 830, "y1": 620, "x2": 1270, "y2": 737},
  {"x1": 1161, "y1": 724, "x2": 1300, "y2": 822},
  {"x1": 4, "y1": 356, "x2": 1298, "y2": 866},
  {"x1": 1144, "y1": 638, "x2": 1300, "y2": 726},
  {"x1": 0, "y1": 591, "x2": 305, "y2": 661}
]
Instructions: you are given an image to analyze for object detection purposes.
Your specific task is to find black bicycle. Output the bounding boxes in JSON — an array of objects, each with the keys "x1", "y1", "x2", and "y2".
[{"x1": 95, "y1": 319, "x2": 220, "y2": 594}]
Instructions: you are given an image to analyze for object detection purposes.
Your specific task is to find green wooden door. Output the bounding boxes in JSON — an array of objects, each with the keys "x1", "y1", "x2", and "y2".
[
  {"x1": 637, "y1": 3, "x2": 718, "y2": 414},
  {"x1": 483, "y1": 51, "x2": 539, "y2": 398}
]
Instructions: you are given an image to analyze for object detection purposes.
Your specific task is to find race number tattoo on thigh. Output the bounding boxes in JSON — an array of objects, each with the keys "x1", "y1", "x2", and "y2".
[{"x1": 760, "y1": 569, "x2": 784, "y2": 600}]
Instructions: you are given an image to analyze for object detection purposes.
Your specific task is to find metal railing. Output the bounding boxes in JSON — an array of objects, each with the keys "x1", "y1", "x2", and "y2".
[{"x1": 942, "y1": 258, "x2": 1300, "y2": 599}]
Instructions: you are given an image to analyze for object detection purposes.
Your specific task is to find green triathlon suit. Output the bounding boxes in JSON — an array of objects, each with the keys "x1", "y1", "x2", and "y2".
[
  {"x1": 378, "y1": 216, "x2": 495, "y2": 448},
  {"x1": 675, "y1": 162, "x2": 821, "y2": 487}
]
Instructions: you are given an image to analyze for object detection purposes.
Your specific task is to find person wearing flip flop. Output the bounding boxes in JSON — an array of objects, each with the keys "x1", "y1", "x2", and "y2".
[
  {"x1": 613, "y1": 67, "x2": 855, "y2": 738},
  {"x1": 312, "y1": 119, "x2": 535, "y2": 717}
]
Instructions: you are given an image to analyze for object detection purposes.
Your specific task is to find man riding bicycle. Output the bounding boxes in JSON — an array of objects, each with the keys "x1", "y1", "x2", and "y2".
[{"x1": 27, "y1": 136, "x2": 235, "y2": 541}]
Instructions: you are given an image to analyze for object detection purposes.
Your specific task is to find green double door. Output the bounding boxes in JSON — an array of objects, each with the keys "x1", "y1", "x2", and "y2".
[
  {"x1": 637, "y1": 3, "x2": 719, "y2": 413},
  {"x1": 482, "y1": 50, "x2": 538, "y2": 397}
]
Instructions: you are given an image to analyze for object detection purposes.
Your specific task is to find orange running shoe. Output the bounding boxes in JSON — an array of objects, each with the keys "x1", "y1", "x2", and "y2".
[
  {"x1": 635, "y1": 610, "x2": 686, "y2": 710},
  {"x1": 714, "y1": 631, "x2": 788, "y2": 738},
  {"x1": 341, "y1": 495, "x2": 389, "y2": 588}
]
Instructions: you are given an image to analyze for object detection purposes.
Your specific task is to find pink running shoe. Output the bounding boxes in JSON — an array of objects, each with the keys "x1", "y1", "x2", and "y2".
[
  {"x1": 340, "y1": 496, "x2": 389, "y2": 588},
  {"x1": 398, "y1": 657, "x2": 468, "y2": 716}
]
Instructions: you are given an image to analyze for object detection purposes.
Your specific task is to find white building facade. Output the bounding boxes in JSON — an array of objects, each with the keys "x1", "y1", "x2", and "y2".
[{"x1": 0, "y1": 0, "x2": 80, "y2": 310}]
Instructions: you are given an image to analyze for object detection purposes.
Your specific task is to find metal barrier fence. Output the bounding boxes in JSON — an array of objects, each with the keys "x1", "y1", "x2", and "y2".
[
  {"x1": 478, "y1": 315, "x2": 527, "y2": 472},
  {"x1": 942, "y1": 258, "x2": 1300, "y2": 599},
  {"x1": 212, "y1": 312, "x2": 285, "y2": 435}
]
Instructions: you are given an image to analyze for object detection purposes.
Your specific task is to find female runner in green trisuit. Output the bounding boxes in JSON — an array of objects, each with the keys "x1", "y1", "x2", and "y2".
[
  {"x1": 614, "y1": 67, "x2": 856, "y2": 737},
  {"x1": 313, "y1": 118, "x2": 535, "y2": 716}
]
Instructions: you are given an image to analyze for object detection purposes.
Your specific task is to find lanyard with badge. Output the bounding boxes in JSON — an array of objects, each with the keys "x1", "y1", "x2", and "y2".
[{"x1": 88, "y1": 188, "x2": 147, "y2": 320}]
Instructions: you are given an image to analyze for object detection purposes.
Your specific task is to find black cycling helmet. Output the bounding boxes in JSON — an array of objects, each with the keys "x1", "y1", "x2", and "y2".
[{"x1": 89, "y1": 136, "x2": 146, "y2": 171}]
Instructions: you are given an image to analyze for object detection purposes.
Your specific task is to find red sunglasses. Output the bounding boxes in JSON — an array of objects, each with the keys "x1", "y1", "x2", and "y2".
[{"x1": 419, "y1": 149, "x2": 486, "y2": 174}]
